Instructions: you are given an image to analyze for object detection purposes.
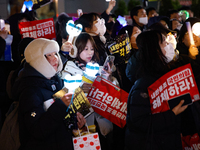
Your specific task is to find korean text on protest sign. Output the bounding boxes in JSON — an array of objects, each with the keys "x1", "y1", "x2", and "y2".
[
  {"x1": 87, "y1": 76, "x2": 129, "y2": 128},
  {"x1": 64, "y1": 87, "x2": 94, "y2": 129},
  {"x1": 18, "y1": 18, "x2": 56, "y2": 40},
  {"x1": 148, "y1": 63, "x2": 200, "y2": 114},
  {"x1": 107, "y1": 33, "x2": 132, "y2": 64}
]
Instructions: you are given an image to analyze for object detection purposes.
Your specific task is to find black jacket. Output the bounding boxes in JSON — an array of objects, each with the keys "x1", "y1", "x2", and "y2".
[
  {"x1": 125, "y1": 75, "x2": 182, "y2": 150},
  {"x1": 125, "y1": 55, "x2": 200, "y2": 150},
  {"x1": 12, "y1": 63, "x2": 73, "y2": 150}
]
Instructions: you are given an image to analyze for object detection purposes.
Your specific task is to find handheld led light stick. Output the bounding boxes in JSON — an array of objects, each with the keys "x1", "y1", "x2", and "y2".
[
  {"x1": 186, "y1": 22, "x2": 195, "y2": 45},
  {"x1": 66, "y1": 20, "x2": 82, "y2": 43}
]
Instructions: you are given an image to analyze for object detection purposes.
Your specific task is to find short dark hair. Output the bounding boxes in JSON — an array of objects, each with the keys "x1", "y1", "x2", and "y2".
[
  {"x1": 179, "y1": 6, "x2": 191, "y2": 11},
  {"x1": 75, "y1": 32, "x2": 99, "y2": 64},
  {"x1": 166, "y1": 9, "x2": 179, "y2": 18},
  {"x1": 146, "y1": 7, "x2": 156, "y2": 16},
  {"x1": 130, "y1": 6, "x2": 144, "y2": 21}
]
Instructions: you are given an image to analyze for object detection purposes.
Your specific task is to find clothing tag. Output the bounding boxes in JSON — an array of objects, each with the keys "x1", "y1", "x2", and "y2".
[{"x1": 51, "y1": 84, "x2": 56, "y2": 91}]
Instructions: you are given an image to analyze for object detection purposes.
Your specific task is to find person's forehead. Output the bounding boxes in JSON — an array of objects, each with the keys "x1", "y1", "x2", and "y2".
[
  {"x1": 171, "y1": 12, "x2": 179, "y2": 17},
  {"x1": 138, "y1": 9, "x2": 146, "y2": 14},
  {"x1": 149, "y1": 10, "x2": 156, "y2": 14}
]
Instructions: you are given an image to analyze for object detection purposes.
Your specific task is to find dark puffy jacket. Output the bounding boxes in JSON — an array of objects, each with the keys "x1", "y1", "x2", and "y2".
[
  {"x1": 125, "y1": 54, "x2": 200, "y2": 150},
  {"x1": 12, "y1": 63, "x2": 73, "y2": 150},
  {"x1": 126, "y1": 51, "x2": 141, "y2": 84},
  {"x1": 125, "y1": 75, "x2": 182, "y2": 150}
]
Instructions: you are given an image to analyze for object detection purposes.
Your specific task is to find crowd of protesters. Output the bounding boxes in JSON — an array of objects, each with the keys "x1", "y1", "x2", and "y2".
[{"x1": 0, "y1": 0, "x2": 200, "y2": 150}]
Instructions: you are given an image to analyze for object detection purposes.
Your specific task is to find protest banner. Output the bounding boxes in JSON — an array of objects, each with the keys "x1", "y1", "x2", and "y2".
[
  {"x1": 182, "y1": 133, "x2": 200, "y2": 150},
  {"x1": 148, "y1": 63, "x2": 200, "y2": 114},
  {"x1": 18, "y1": 18, "x2": 56, "y2": 40},
  {"x1": 107, "y1": 33, "x2": 132, "y2": 64},
  {"x1": 87, "y1": 76, "x2": 129, "y2": 128}
]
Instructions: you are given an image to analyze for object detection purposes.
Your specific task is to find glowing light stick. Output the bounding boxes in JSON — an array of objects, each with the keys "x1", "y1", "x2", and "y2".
[
  {"x1": 24, "y1": 0, "x2": 33, "y2": 11},
  {"x1": 0, "y1": 19, "x2": 5, "y2": 30},
  {"x1": 82, "y1": 62, "x2": 100, "y2": 84},
  {"x1": 117, "y1": 15, "x2": 127, "y2": 27},
  {"x1": 85, "y1": 62, "x2": 99, "y2": 77},
  {"x1": 66, "y1": 20, "x2": 82, "y2": 43},
  {"x1": 65, "y1": 20, "x2": 82, "y2": 57},
  {"x1": 186, "y1": 22, "x2": 195, "y2": 45},
  {"x1": 192, "y1": 22, "x2": 200, "y2": 37},
  {"x1": 64, "y1": 74, "x2": 82, "y2": 92},
  {"x1": 179, "y1": 10, "x2": 189, "y2": 20}
]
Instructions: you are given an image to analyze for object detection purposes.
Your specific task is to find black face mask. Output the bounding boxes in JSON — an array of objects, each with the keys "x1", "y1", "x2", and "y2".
[{"x1": 106, "y1": 22, "x2": 114, "y2": 31}]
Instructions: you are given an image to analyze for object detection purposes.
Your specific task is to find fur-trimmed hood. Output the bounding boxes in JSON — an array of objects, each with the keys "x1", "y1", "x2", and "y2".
[{"x1": 24, "y1": 38, "x2": 63, "y2": 79}]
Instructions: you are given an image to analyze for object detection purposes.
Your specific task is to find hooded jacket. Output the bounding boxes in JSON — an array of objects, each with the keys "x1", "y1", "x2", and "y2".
[
  {"x1": 12, "y1": 63, "x2": 73, "y2": 150},
  {"x1": 11, "y1": 38, "x2": 73, "y2": 150},
  {"x1": 125, "y1": 54, "x2": 200, "y2": 150}
]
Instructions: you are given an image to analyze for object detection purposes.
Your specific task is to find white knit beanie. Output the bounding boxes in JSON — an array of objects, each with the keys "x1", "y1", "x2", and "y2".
[{"x1": 24, "y1": 38, "x2": 63, "y2": 78}]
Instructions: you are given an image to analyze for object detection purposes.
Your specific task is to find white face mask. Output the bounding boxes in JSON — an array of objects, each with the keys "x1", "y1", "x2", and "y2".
[
  {"x1": 164, "y1": 43, "x2": 175, "y2": 63},
  {"x1": 139, "y1": 16, "x2": 148, "y2": 25},
  {"x1": 176, "y1": 24, "x2": 182, "y2": 30},
  {"x1": 95, "y1": 18, "x2": 106, "y2": 36}
]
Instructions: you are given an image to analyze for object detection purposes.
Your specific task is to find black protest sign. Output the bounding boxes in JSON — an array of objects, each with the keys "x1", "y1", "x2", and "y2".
[{"x1": 107, "y1": 33, "x2": 132, "y2": 64}]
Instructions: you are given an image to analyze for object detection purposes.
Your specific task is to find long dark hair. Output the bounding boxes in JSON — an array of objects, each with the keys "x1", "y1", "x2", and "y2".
[
  {"x1": 75, "y1": 32, "x2": 99, "y2": 64},
  {"x1": 136, "y1": 30, "x2": 169, "y2": 77}
]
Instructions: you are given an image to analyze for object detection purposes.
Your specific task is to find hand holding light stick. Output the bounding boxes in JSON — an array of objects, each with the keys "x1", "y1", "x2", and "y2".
[
  {"x1": 186, "y1": 22, "x2": 195, "y2": 45},
  {"x1": 65, "y1": 20, "x2": 82, "y2": 57},
  {"x1": 66, "y1": 20, "x2": 82, "y2": 43}
]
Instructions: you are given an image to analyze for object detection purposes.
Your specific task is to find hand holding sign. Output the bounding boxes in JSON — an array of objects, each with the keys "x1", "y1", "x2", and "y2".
[
  {"x1": 61, "y1": 92, "x2": 73, "y2": 106},
  {"x1": 76, "y1": 112, "x2": 86, "y2": 129},
  {"x1": 172, "y1": 100, "x2": 188, "y2": 115}
]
